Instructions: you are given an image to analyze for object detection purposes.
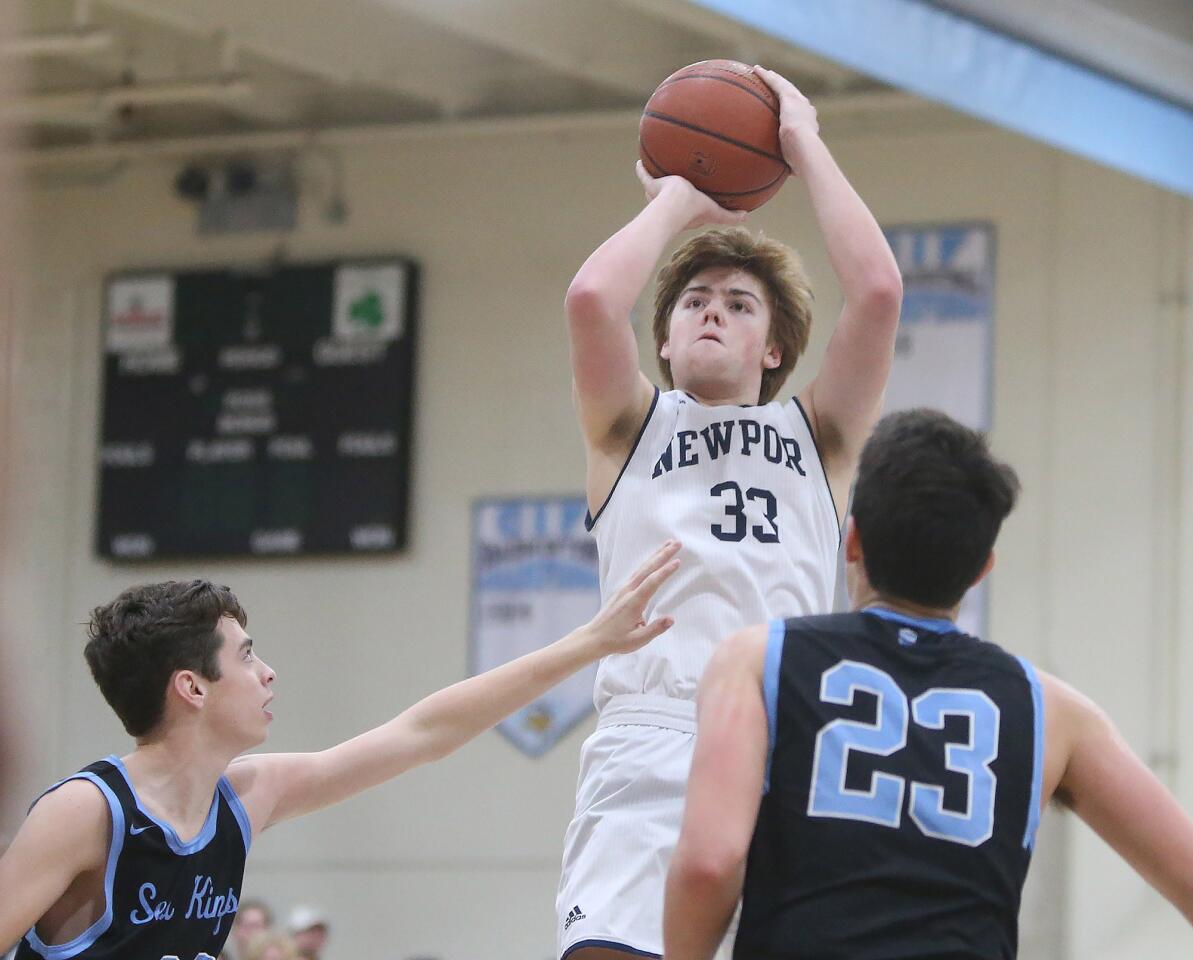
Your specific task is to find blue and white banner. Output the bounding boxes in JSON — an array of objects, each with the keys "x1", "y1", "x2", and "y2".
[
  {"x1": 883, "y1": 223, "x2": 994, "y2": 433},
  {"x1": 470, "y1": 496, "x2": 601, "y2": 757},
  {"x1": 837, "y1": 223, "x2": 996, "y2": 636},
  {"x1": 888, "y1": 222, "x2": 995, "y2": 636}
]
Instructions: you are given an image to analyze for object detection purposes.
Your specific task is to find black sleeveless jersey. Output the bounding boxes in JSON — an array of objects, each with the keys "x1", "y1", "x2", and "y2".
[
  {"x1": 734, "y1": 610, "x2": 1044, "y2": 960},
  {"x1": 16, "y1": 755, "x2": 250, "y2": 960}
]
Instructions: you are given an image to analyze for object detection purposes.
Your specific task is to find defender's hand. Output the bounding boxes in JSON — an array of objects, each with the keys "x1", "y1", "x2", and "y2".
[
  {"x1": 635, "y1": 161, "x2": 748, "y2": 231},
  {"x1": 584, "y1": 539, "x2": 681, "y2": 656},
  {"x1": 753, "y1": 66, "x2": 819, "y2": 171}
]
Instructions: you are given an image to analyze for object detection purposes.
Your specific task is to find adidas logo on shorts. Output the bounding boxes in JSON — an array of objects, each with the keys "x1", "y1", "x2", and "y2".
[{"x1": 564, "y1": 905, "x2": 586, "y2": 930}]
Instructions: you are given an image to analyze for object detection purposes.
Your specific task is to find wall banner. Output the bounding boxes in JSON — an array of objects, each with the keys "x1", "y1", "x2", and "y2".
[
  {"x1": 838, "y1": 222, "x2": 996, "y2": 636},
  {"x1": 470, "y1": 496, "x2": 600, "y2": 757}
]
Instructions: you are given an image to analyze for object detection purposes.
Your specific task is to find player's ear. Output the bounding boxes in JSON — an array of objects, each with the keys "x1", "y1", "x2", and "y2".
[
  {"x1": 843, "y1": 517, "x2": 862, "y2": 562},
  {"x1": 971, "y1": 550, "x2": 995, "y2": 588},
  {"x1": 660, "y1": 339, "x2": 671, "y2": 361},
  {"x1": 172, "y1": 669, "x2": 208, "y2": 710},
  {"x1": 763, "y1": 341, "x2": 782, "y2": 369}
]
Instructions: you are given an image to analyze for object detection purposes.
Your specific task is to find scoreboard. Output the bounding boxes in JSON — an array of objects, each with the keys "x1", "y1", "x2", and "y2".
[{"x1": 97, "y1": 258, "x2": 417, "y2": 559}]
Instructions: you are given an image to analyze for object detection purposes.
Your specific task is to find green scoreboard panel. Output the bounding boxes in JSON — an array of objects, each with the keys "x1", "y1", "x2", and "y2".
[{"x1": 97, "y1": 258, "x2": 417, "y2": 559}]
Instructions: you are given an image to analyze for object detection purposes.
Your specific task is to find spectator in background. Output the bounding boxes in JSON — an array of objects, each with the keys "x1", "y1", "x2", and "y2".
[
  {"x1": 287, "y1": 905, "x2": 330, "y2": 960},
  {"x1": 244, "y1": 930, "x2": 299, "y2": 960},
  {"x1": 228, "y1": 899, "x2": 275, "y2": 959}
]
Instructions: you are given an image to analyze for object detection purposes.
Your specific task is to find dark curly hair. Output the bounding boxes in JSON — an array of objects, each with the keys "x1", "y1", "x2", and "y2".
[
  {"x1": 85, "y1": 580, "x2": 246, "y2": 737},
  {"x1": 851, "y1": 409, "x2": 1020, "y2": 609}
]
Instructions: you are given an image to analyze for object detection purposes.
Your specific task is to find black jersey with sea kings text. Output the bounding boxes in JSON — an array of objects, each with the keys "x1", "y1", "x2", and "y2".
[
  {"x1": 16, "y1": 755, "x2": 250, "y2": 960},
  {"x1": 735, "y1": 609, "x2": 1043, "y2": 960}
]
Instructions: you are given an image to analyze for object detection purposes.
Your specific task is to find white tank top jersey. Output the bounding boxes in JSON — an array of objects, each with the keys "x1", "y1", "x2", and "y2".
[{"x1": 589, "y1": 388, "x2": 841, "y2": 708}]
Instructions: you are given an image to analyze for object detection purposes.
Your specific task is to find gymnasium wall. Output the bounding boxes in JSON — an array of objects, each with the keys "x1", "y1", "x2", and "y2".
[
  {"x1": 0, "y1": 0, "x2": 28, "y2": 838},
  {"x1": 3, "y1": 111, "x2": 1190, "y2": 959}
]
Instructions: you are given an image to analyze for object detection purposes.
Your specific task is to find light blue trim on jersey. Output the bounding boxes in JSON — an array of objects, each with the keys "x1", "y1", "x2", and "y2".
[
  {"x1": 1016, "y1": 656, "x2": 1046, "y2": 850},
  {"x1": 22, "y1": 772, "x2": 126, "y2": 959},
  {"x1": 106, "y1": 754, "x2": 220, "y2": 854},
  {"x1": 688, "y1": 0, "x2": 1193, "y2": 198},
  {"x1": 762, "y1": 618, "x2": 786, "y2": 794},
  {"x1": 217, "y1": 777, "x2": 253, "y2": 853},
  {"x1": 862, "y1": 605, "x2": 957, "y2": 635}
]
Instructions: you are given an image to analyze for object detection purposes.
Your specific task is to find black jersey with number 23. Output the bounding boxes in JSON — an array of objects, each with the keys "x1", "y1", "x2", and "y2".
[
  {"x1": 735, "y1": 609, "x2": 1044, "y2": 960},
  {"x1": 16, "y1": 755, "x2": 249, "y2": 960}
]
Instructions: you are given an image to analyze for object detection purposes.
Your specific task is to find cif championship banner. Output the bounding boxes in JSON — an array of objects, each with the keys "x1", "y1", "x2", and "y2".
[
  {"x1": 470, "y1": 497, "x2": 601, "y2": 757},
  {"x1": 883, "y1": 223, "x2": 995, "y2": 432},
  {"x1": 836, "y1": 223, "x2": 995, "y2": 636},
  {"x1": 886, "y1": 222, "x2": 995, "y2": 636}
]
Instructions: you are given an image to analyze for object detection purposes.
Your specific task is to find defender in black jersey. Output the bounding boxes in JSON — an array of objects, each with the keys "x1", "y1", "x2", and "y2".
[
  {"x1": 0, "y1": 542, "x2": 682, "y2": 959},
  {"x1": 14, "y1": 757, "x2": 248, "y2": 960},
  {"x1": 664, "y1": 410, "x2": 1193, "y2": 960}
]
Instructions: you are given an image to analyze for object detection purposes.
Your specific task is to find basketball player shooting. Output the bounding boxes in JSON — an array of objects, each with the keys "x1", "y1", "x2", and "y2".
[
  {"x1": 0, "y1": 542, "x2": 680, "y2": 959},
  {"x1": 665, "y1": 411, "x2": 1193, "y2": 959},
  {"x1": 557, "y1": 66, "x2": 903, "y2": 959}
]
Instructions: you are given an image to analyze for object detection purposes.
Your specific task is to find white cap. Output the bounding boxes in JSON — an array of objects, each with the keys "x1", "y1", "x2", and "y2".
[{"x1": 287, "y1": 905, "x2": 329, "y2": 933}]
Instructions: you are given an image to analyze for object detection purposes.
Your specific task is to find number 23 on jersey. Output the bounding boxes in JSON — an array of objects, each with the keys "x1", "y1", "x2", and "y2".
[{"x1": 807, "y1": 661, "x2": 1000, "y2": 847}]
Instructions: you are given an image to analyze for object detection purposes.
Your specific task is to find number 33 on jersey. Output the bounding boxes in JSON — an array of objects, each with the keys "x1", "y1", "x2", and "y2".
[{"x1": 588, "y1": 389, "x2": 840, "y2": 706}]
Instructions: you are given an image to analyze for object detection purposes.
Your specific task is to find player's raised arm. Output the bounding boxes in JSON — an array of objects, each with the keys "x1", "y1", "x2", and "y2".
[
  {"x1": 1043, "y1": 673, "x2": 1193, "y2": 923},
  {"x1": 664, "y1": 627, "x2": 769, "y2": 960},
  {"x1": 754, "y1": 67, "x2": 903, "y2": 494},
  {"x1": 566, "y1": 166, "x2": 745, "y2": 452},
  {"x1": 0, "y1": 781, "x2": 110, "y2": 952},
  {"x1": 228, "y1": 541, "x2": 681, "y2": 833}
]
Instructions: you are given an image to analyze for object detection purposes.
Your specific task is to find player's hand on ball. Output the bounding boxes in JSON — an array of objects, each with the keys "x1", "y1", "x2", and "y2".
[
  {"x1": 586, "y1": 539, "x2": 681, "y2": 655},
  {"x1": 635, "y1": 161, "x2": 747, "y2": 231},
  {"x1": 752, "y1": 66, "x2": 819, "y2": 167}
]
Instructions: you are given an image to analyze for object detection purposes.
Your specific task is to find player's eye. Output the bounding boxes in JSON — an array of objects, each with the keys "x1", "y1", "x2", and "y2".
[{"x1": 686, "y1": 297, "x2": 704, "y2": 309}]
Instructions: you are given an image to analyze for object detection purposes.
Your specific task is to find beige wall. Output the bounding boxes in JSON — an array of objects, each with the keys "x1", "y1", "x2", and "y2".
[
  {"x1": 4, "y1": 112, "x2": 1191, "y2": 958},
  {"x1": 0, "y1": 0, "x2": 27, "y2": 839}
]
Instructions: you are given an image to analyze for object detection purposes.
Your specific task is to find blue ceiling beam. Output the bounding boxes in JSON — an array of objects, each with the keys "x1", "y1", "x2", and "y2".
[{"x1": 689, "y1": 0, "x2": 1193, "y2": 198}]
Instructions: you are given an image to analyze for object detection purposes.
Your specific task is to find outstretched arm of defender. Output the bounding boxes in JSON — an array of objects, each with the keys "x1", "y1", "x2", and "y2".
[
  {"x1": 755, "y1": 67, "x2": 902, "y2": 494},
  {"x1": 1044, "y1": 673, "x2": 1193, "y2": 923},
  {"x1": 228, "y1": 541, "x2": 681, "y2": 834},
  {"x1": 566, "y1": 165, "x2": 744, "y2": 450}
]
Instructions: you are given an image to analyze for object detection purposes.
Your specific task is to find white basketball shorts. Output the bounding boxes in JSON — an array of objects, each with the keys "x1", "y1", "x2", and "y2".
[{"x1": 556, "y1": 695, "x2": 737, "y2": 959}]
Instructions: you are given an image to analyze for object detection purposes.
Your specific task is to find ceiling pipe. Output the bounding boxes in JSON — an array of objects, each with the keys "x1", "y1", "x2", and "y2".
[
  {"x1": 3, "y1": 77, "x2": 254, "y2": 127},
  {"x1": 0, "y1": 28, "x2": 116, "y2": 59}
]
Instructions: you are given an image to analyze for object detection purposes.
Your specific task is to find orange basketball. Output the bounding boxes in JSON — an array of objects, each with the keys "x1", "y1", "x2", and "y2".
[{"x1": 639, "y1": 59, "x2": 789, "y2": 212}]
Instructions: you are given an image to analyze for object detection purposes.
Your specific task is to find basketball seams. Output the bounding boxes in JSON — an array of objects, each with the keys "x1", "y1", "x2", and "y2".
[
  {"x1": 638, "y1": 131, "x2": 787, "y2": 208},
  {"x1": 639, "y1": 133, "x2": 787, "y2": 197},
  {"x1": 705, "y1": 167, "x2": 788, "y2": 198},
  {"x1": 639, "y1": 58, "x2": 789, "y2": 212},
  {"x1": 641, "y1": 110, "x2": 786, "y2": 164},
  {"x1": 656, "y1": 71, "x2": 779, "y2": 118},
  {"x1": 638, "y1": 142, "x2": 667, "y2": 179}
]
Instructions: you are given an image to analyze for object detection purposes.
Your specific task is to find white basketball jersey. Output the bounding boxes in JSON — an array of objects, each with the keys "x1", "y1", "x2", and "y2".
[{"x1": 589, "y1": 388, "x2": 840, "y2": 707}]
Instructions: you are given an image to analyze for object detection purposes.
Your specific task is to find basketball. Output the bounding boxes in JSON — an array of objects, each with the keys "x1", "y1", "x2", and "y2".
[{"x1": 639, "y1": 59, "x2": 789, "y2": 212}]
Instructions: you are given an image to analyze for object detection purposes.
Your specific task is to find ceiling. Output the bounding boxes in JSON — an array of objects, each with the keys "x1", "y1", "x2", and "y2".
[
  {"x1": 5, "y1": 0, "x2": 885, "y2": 152},
  {"x1": 4, "y1": 0, "x2": 1191, "y2": 155},
  {"x1": 932, "y1": 0, "x2": 1193, "y2": 107}
]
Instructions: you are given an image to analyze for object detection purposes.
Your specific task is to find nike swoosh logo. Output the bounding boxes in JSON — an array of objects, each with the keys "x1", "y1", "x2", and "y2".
[{"x1": 130, "y1": 824, "x2": 153, "y2": 835}]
